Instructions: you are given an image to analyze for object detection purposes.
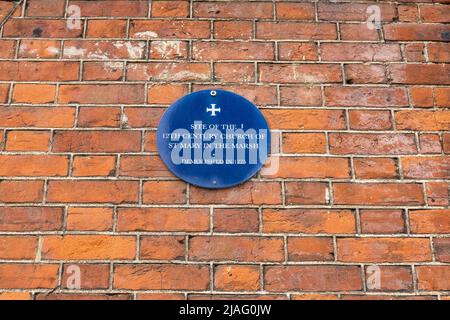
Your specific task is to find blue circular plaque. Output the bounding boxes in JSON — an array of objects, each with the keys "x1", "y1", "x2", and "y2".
[{"x1": 157, "y1": 89, "x2": 271, "y2": 189}]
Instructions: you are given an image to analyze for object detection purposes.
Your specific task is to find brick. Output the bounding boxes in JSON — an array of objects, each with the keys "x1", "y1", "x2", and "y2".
[
  {"x1": 191, "y1": 181, "x2": 281, "y2": 205},
  {"x1": 420, "y1": 134, "x2": 442, "y2": 154},
  {"x1": 0, "y1": 207, "x2": 63, "y2": 231},
  {"x1": 428, "y1": 43, "x2": 450, "y2": 62},
  {"x1": 47, "y1": 180, "x2": 139, "y2": 204},
  {"x1": 213, "y1": 209, "x2": 259, "y2": 233},
  {"x1": 417, "y1": 266, "x2": 450, "y2": 291},
  {"x1": 0, "y1": 107, "x2": 75, "y2": 128},
  {"x1": 404, "y1": 43, "x2": 425, "y2": 62},
  {"x1": 349, "y1": 110, "x2": 392, "y2": 130},
  {"x1": 410, "y1": 87, "x2": 434, "y2": 108},
  {"x1": 282, "y1": 133, "x2": 326, "y2": 154},
  {"x1": 122, "y1": 107, "x2": 165, "y2": 128},
  {"x1": 445, "y1": 134, "x2": 450, "y2": 153},
  {"x1": 340, "y1": 24, "x2": 379, "y2": 41},
  {"x1": 263, "y1": 209, "x2": 355, "y2": 234},
  {"x1": 137, "y1": 293, "x2": 185, "y2": 300},
  {"x1": 114, "y1": 264, "x2": 209, "y2": 290},
  {"x1": 149, "y1": 40, "x2": 188, "y2": 59},
  {"x1": 333, "y1": 183, "x2": 424, "y2": 206},
  {"x1": 276, "y1": 3, "x2": 315, "y2": 20},
  {"x1": 148, "y1": 84, "x2": 188, "y2": 104},
  {"x1": 285, "y1": 182, "x2": 329, "y2": 205},
  {"x1": 420, "y1": 5, "x2": 450, "y2": 23},
  {"x1": 152, "y1": 1, "x2": 189, "y2": 18},
  {"x1": 214, "y1": 265, "x2": 260, "y2": 291},
  {"x1": 278, "y1": 43, "x2": 318, "y2": 62},
  {"x1": 318, "y1": 3, "x2": 396, "y2": 21},
  {"x1": 0, "y1": 155, "x2": 68, "y2": 177},
  {"x1": 78, "y1": 107, "x2": 121, "y2": 127},
  {"x1": 189, "y1": 236, "x2": 284, "y2": 262},
  {"x1": 214, "y1": 21, "x2": 252, "y2": 40},
  {"x1": 0, "y1": 236, "x2": 37, "y2": 259},
  {"x1": 0, "y1": 61, "x2": 79, "y2": 81},
  {"x1": 279, "y1": 86, "x2": 321, "y2": 106},
  {"x1": 127, "y1": 62, "x2": 210, "y2": 81},
  {"x1": 0, "y1": 84, "x2": 9, "y2": 103},
  {"x1": 325, "y1": 87, "x2": 408, "y2": 107},
  {"x1": 389, "y1": 64, "x2": 450, "y2": 85},
  {"x1": 265, "y1": 266, "x2": 362, "y2": 291},
  {"x1": 256, "y1": 22, "x2": 337, "y2": 40},
  {"x1": 435, "y1": 88, "x2": 450, "y2": 107},
  {"x1": 130, "y1": 20, "x2": 210, "y2": 39},
  {"x1": 53, "y1": 131, "x2": 141, "y2": 153},
  {"x1": 86, "y1": 19, "x2": 127, "y2": 38},
  {"x1": 434, "y1": 238, "x2": 450, "y2": 262},
  {"x1": 59, "y1": 85, "x2": 145, "y2": 104},
  {"x1": 426, "y1": 182, "x2": 449, "y2": 206},
  {"x1": 384, "y1": 23, "x2": 449, "y2": 41},
  {"x1": 0, "y1": 181, "x2": 43, "y2": 203},
  {"x1": 42, "y1": 235, "x2": 136, "y2": 260},
  {"x1": 69, "y1": 1, "x2": 148, "y2": 17},
  {"x1": 360, "y1": 210, "x2": 406, "y2": 234},
  {"x1": 259, "y1": 63, "x2": 341, "y2": 84},
  {"x1": 354, "y1": 158, "x2": 398, "y2": 179},
  {"x1": 410, "y1": 210, "x2": 450, "y2": 234},
  {"x1": 0, "y1": 292, "x2": 30, "y2": 300},
  {"x1": 82, "y1": 62, "x2": 124, "y2": 81},
  {"x1": 120, "y1": 155, "x2": 172, "y2": 177},
  {"x1": 18, "y1": 40, "x2": 60, "y2": 58},
  {"x1": 214, "y1": 62, "x2": 255, "y2": 83},
  {"x1": 262, "y1": 157, "x2": 350, "y2": 179},
  {"x1": 3, "y1": 19, "x2": 83, "y2": 38},
  {"x1": 61, "y1": 264, "x2": 110, "y2": 289},
  {"x1": 0, "y1": 264, "x2": 58, "y2": 289},
  {"x1": 329, "y1": 133, "x2": 416, "y2": 155},
  {"x1": 194, "y1": 41, "x2": 273, "y2": 61},
  {"x1": 337, "y1": 238, "x2": 432, "y2": 262},
  {"x1": 5, "y1": 130, "x2": 51, "y2": 152},
  {"x1": 365, "y1": 266, "x2": 413, "y2": 291},
  {"x1": 263, "y1": 109, "x2": 345, "y2": 130},
  {"x1": 396, "y1": 110, "x2": 450, "y2": 131},
  {"x1": 401, "y1": 156, "x2": 449, "y2": 179},
  {"x1": 193, "y1": 2, "x2": 272, "y2": 19},
  {"x1": 288, "y1": 237, "x2": 334, "y2": 261},
  {"x1": 26, "y1": 0, "x2": 65, "y2": 17},
  {"x1": 12, "y1": 84, "x2": 56, "y2": 104},
  {"x1": 36, "y1": 293, "x2": 131, "y2": 300},
  {"x1": 292, "y1": 294, "x2": 338, "y2": 300},
  {"x1": 143, "y1": 181, "x2": 187, "y2": 204},
  {"x1": 63, "y1": 40, "x2": 146, "y2": 59},
  {"x1": 345, "y1": 64, "x2": 387, "y2": 84},
  {"x1": 140, "y1": 236, "x2": 186, "y2": 260},
  {"x1": 67, "y1": 207, "x2": 113, "y2": 231},
  {"x1": 117, "y1": 208, "x2": 210, "y2": 232},
  {"x1": 398, "y1": 5, "x2": 419, "y2": 22},
  {"x1": 321, "y1": 43, "x2": 401, "y2": 62},
  {"x1": 188, "y1": 294, "x2": 287, "y2": 300}
]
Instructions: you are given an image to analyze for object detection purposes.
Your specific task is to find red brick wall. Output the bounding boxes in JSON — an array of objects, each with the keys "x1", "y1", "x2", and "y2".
[{"x1": 0, "y1": 0, "x2": 449, "y2": 300}]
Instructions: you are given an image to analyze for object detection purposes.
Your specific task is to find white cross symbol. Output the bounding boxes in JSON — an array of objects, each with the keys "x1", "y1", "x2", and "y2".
[{"x1": 206, "y1": 104, "x2": 221, "y2": 116}]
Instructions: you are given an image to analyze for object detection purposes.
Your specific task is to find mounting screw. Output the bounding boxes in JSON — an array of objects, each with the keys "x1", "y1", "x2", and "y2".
[{"x1": 210, "y1": 90, "x2": 217, "y2": 97}]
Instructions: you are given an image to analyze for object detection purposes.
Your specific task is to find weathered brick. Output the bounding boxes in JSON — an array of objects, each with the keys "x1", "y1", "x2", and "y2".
[
  {"x1": 140, "y1": 236, "x2": 186, "y2": 260},
  {"x1": 417, "y1": 266, "x2": 450, "y2": 291},
  {"x1": 257, "y1": 22, "x2": 337, "y2": 40},
  {"x1": 410, "y1": 210, "x2": 450, "y2": 234},
  {"x1": 0, "y1": 207, "x2": 63, "y2": 231},
  {"x1": 360, "y1": 210, "x2": 406, "y2": 234},
  {"x1": 114, "y1": 264, "x2": 209, "y2": 290},
  {"x1": 5, "y1": 130, "x2": 51, "y2": 151},
  {"x1": 0, "y1": 264, "x2": 58, "y2": 289},
  {"x1": 265, "y1": 266, "x2": 362, "y2": 291},
  {"x1": 66, "y1": 207, "x2": 113, "y2": 231},
  {"x1": 214, "y1": 265, "x2": 260, "y2": 291},
  {"x1": 401, "y1": 156, "x2": 449, "y2": 179},
  {"x1": 193, "y1": 2, "x2": 272, "y2": 19},
  {"x1": 0, "y1": 236, "x2": 37, "y2": 260},
  {"x1": 59, "y1": 85, "x2": 145, "y2": 104},
  {"x1": 288, "y1": 237, "x2": 334, "y2": 261},
  {"x1": 190, "y1": 236, "x2": 284, "y2": 262},
  {"x1": 0, "y1": 155, "x2": 68, "y2": 177},
  {"x1": 285, "y1": 182, "x2": 329, "y2": 205},
  {"x1": 0, "y1": 61, "x2": 79, "y2": 81},
  {"x1": 69, "y1": 1, "x2": 148, "y2": 17},
  {"x1": 354, "y1": 158, "x2": 398, "y2": 179},
  {"x1": 325, "y1": 87, "x2": 408, "y2": 107},
  {"x1": 213, "y1": 209, "x2": 259, "y2": 233},
  {"x1": 61, "y1": 264, "x2": 110, "y2": 289},
  {"x1": 143, "y1": 181, "x2": 187, "y2": 204}
]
